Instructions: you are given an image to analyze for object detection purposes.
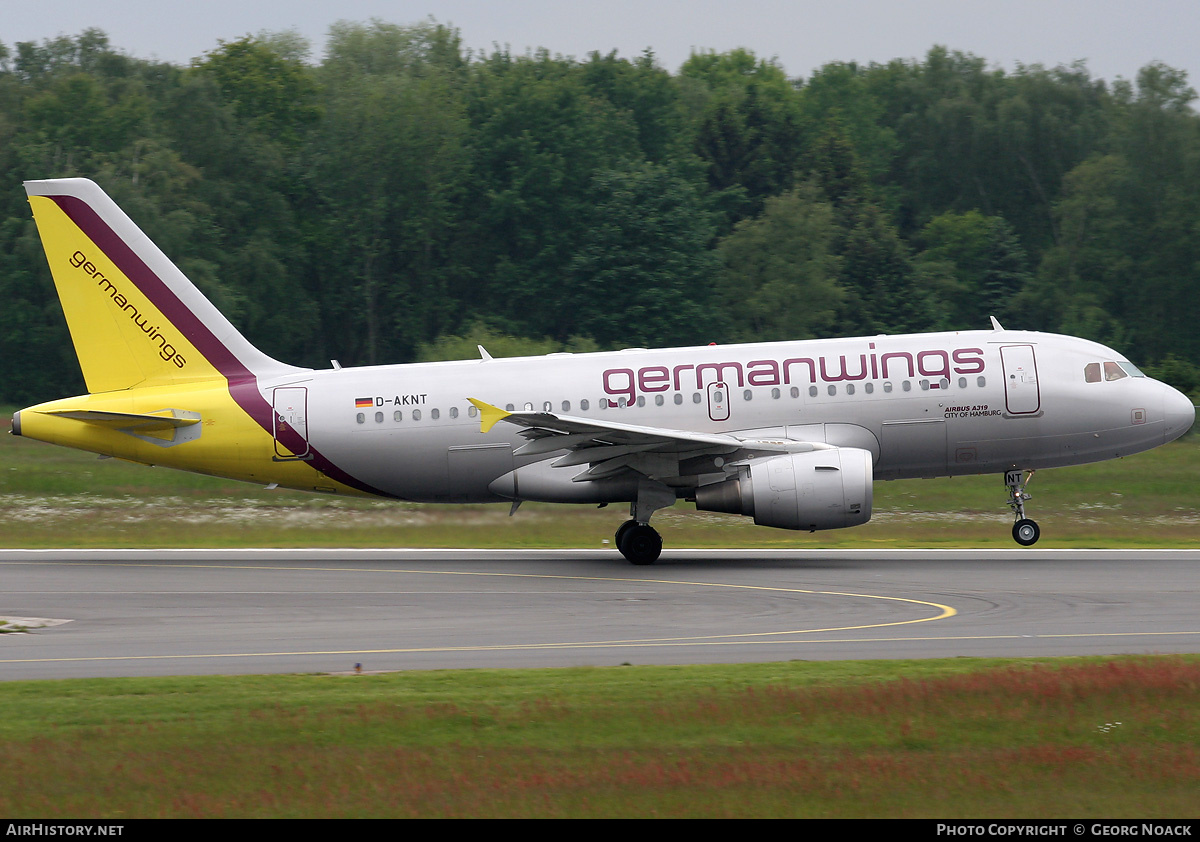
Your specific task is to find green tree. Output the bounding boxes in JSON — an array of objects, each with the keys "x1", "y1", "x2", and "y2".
[
  {"x1": 580, "y1": 50, "x2": 683, "y2": 164},
  {"x1": 564, "y1": 163, "x2": 719, "y2": 347},
  {"x1": 192, "y1": 36, "x2": 319, "y2": 144},
  {"x1": 797, "y1": 61, "x2": 897, "y2": 187},
  {"x1": 913, "y1": 210, "x2": 1032, "y2": 329},
  {"x1": 836, "y1": 203, "x2": 928, "y2": 335},
  {"x1": 416, "y1": 322, "x2": 597, "y2": 362},
  {"x1": 461, "y1": 49, "x2": 642, "y2": 338},
  {"x1": 310, "y1": 21, "x2": 471, "y2": 364},
  {"x1": 715, "y1": 183, "x2": 842, "y2": 342},
  {"x1": 1033, "y1": 154, "x2": 1131, "y2": 342},
  {"x1": 681, "y1": 49, "x2": 806, "y2": 222}
]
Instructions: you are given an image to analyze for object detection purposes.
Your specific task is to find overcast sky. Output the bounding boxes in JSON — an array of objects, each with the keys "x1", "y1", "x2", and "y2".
[{"x1": 6, "y1": 0, "x2": 1198, "y2": 88}]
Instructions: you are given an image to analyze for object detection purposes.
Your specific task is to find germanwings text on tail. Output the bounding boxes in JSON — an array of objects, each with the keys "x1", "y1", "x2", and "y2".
[{"x1": 12, "y1": 179, "x2": 1195, "y2": 563}]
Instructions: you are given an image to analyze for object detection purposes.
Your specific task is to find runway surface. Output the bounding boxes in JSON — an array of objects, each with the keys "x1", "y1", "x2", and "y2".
[{"x1": 2, "y1": 548, "x2": 1199, "y2": 680}]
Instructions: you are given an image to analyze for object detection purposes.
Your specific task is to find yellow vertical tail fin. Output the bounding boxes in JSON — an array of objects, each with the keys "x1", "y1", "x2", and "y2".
[{"x1": 25, "y1": 178, "x2": 298, "y2": 393}]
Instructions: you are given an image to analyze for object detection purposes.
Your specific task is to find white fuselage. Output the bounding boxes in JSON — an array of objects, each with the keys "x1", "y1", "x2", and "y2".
[{"x1": 261, "y1": 329, "x2": 1194, "y2": 503}]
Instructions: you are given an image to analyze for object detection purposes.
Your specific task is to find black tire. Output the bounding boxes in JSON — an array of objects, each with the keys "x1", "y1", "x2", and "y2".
[
  {"x1": 614, "y1": 519, "x2": 637, "y2": 548},
  {"x1": 618, "y1": 524, "x2": 662, "y2": 565},
  {"x1": 1012, "y1": 518, "x2": 1040, "y2": 546}
]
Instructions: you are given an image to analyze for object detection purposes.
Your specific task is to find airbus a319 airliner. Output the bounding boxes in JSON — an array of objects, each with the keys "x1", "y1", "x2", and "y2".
[{"x1": 11, "y1": 178, "x2": 1196, "y2": 563}]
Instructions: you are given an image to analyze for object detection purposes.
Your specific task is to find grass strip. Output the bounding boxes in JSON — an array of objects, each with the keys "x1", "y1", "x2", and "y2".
[{"x1": 0, "y1": 656, "x2": 1196, "y2": 817}]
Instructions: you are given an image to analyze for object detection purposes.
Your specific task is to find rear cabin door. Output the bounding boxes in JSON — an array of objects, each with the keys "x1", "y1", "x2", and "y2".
[{"x1": 272, "y1": 386, "x2": 311, "y2": 459}]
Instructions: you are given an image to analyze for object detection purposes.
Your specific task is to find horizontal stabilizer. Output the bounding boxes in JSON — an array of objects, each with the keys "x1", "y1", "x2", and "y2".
[
  {"x1": 39, "y1": 407, "x2": 203, "y2": 447},
  {"x1": 44, "y1": 408, "x2": 200, "y2": 434}
]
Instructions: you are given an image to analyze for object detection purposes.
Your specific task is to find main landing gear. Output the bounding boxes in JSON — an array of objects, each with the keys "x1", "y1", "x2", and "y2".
[
  {"x1": 615, "y1": 481, "x2": 674, "y2": 565},
  {"x1": 1005, "y1": 469, "x2": 1040, "y2": 546},
  {"x1": 615, "y1": 519, "x2": 662, "y2": 565}
]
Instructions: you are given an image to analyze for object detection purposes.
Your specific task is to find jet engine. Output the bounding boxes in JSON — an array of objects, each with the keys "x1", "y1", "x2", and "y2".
[{"x1": 694, "y1": 447, "x2": 873, "y2": 531}]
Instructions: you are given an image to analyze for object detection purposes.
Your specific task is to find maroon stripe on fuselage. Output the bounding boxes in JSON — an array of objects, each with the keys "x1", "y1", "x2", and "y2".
[{"x1": 49, "y1": 194, "x2": 395, "y2": 498}]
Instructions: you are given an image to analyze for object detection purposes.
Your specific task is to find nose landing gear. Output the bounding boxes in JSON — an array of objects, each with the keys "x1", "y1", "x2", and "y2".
[{"x1": 1005, "y1": 469, "x2": 1040, "y2": 546}]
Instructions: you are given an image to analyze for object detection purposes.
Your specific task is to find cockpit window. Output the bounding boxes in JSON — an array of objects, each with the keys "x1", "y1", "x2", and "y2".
[{"x1": 1087, "y1": 360, "x2": 1145, "y2": 383}]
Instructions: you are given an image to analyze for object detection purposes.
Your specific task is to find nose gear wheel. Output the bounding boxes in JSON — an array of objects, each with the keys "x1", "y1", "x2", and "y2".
[{"x1": 1005, "y1": 470, "x2": 1040, "y2": 546}]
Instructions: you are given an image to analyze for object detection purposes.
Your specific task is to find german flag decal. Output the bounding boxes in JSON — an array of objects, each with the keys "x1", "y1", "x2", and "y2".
[{"x1": 354, "y1": 397, "x2": 373, "y2": 408}]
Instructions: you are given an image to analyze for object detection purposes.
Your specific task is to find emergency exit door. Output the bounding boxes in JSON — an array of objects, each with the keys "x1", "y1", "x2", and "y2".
[{"x1": 707, "y1": 381, "x2": 730, "y2": 422}]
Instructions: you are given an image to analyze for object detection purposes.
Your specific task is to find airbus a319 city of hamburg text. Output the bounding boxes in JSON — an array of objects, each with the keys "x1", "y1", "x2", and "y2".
[{"x1": 11, "y1": 179, "x2": 1195, "y2": 563}]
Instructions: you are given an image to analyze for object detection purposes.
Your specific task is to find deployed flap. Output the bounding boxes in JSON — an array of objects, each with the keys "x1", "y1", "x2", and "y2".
[
  {"x1": 470, "y1": 398, "x2": 745, "y2": 452},
  {"x1": 466, "y1": 398, "x2": 830, "y2": 484}
]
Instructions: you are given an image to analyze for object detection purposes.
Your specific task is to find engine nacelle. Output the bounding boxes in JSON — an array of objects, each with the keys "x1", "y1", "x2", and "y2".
[{"x1": 694, "y1": 448, "x2": 873, "y2": 530}]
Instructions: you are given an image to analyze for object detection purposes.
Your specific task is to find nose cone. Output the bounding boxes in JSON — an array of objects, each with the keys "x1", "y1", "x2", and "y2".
[{"x1": 1163, "y1": 385, "x2": 1195, "y2": 444}]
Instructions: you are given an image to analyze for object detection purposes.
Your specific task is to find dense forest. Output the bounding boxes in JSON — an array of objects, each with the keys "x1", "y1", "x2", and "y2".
[{"x1": 2, "y1": 20, "x2": 1198, "y2": 404}]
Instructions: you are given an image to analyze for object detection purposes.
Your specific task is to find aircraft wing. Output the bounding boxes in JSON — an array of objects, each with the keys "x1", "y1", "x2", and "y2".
[{"x1": 468, "y1": 398, "x2": 828, "y2": 482}]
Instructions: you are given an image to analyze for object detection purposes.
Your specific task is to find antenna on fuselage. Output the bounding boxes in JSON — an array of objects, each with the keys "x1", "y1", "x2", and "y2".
[
  {"x1": 990, "y1": 316, "x2": 1005, "y2": 331},
  {"x1": 477, "y1": 345, "x2": 493, "y2": 361}
]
